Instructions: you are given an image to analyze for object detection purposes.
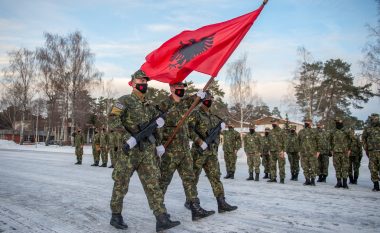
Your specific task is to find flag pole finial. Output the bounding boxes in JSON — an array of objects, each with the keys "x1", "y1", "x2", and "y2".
[{"x1": 263, "y1": 0, "x2": 268, "y2": 5}]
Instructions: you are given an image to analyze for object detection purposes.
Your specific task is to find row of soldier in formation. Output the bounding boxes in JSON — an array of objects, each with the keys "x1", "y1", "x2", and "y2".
[{"x1": 72, "y1": 69, "x2": 380, "y2": 232}]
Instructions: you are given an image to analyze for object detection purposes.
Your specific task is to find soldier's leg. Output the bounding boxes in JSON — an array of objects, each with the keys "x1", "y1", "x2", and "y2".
[
  {"x1": 300, "y1": 156, "x2": 309, "y2": 179},
  {"x1": 224, "y1": 151, "x2": 231, "y2": 173},
  {"x1": 177, "y1": 151, "x2": 198, "y2": 202},
  {"x1": 333, "y1": 153, "x2": 341, "y2": 179},
  {"x1": 294, "y1": 153, "x2": 300, "y2": 175},
  {"x1": 288, "y1": 153, "x2": 294, "y2": 175},
  {"x1": 270, "y1": 153, "x2": 278, "y2": 180},
  {"x1": 95, "y1": 150, "x2": 100, "y2": 163},
  {"x1": 247, "y1": 155, "x2": 254, "y2": 173},
  {"x1": 159, "y1": 152, "x2": 178, "y2": 196},
  {"x1": 318, "y1": 155, "x2": 323, "y2": 175},
  {"x1": 203, "y1": 155, "x2": 225, "y2": 198},
  {"x1": 92, "y1": 147, "x2": 97, "y2": 163},
  {"x1": 310, "y1": 156, "x2": 317, "y2": 179},
  {"x1": 254, "y1": 154, "x2": 261, "y2": 174},
  {"x1": 231, "y1": 151, "x2": 237, "y2": 173},
  {"x1": 348, "y1": 156, "x2": 354, "y2": 177},
  {"x1": 192, "y1": 150, "x2": 207, "y2": 186},
  {"x1": 354, "y1": 156, "x2": 362, "y2": 180},
  {"x1": 110, "y1": 149, "x2": 116, "y2": 167},
  {"x1": 279, "y1": 155, "x2": 286, "y2": 180},
  {"x1": 323, "y1": 154, "x2": 329, "y2": 177}
]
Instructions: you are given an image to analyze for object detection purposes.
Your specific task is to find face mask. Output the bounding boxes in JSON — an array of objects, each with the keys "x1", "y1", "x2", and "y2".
[
  {"x1": 290, "y1": 130, "x2": 295, "y2": 133},
  {"x1": 228, "y1": 126, "x2": 233, "y2": 130},
  {"x1": 265, "y1": 132, "x2": 269, "y2": 136},
  {"x1": 272, "y1": 124, "x2": 277, "y2": 128},
  {"x1": 336, "y1": 122, "x2": 343, "y2": 129},
  {"x1": 249, "y1": 129, "x2": 255, "y2": 134},
  {"x1": 136, "y1": 83, "x2": 148, "y2": 93},
  {"x1": 202, "y1": 100, "x2": 212, "y2": 108},
  {"x1": 174, "y1": 88, "x2": 185, "y2": 97},
  {"x1": 304, "y1": 123, "x2": 310, "y2": 128}
]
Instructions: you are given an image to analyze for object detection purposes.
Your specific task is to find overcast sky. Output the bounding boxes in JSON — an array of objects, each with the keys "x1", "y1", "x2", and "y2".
[{"x1": 0, "y1": 0, "x2": 378, "y2": 121}]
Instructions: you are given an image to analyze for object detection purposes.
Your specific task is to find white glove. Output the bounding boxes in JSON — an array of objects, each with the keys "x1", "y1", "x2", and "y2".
[
  {"x1": 156, "y1": 117, "x2": 165, "y2": 128},
  {"x1": 126, "y1": 137, "x2": 137, "y2": 149},
  {"x1": 156, "y1": 145, "x2": 165, "y2": 157},
  {"x1": 221, "y1": 122, "x2": 226, "y2": 131},
  {"x1": 200, "y1": 141, "x2": 208, "y2": 151},
  {"x1": 196, "y1": 90, "x2": 206, "y2": 99}
]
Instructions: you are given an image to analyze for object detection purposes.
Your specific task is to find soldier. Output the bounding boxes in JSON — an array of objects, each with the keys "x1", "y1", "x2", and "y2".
[
  {"x1": 74, "y1": 128, "x2": 85, "y2": 165},
  {"x1": 222, "y1": 121, "x2": 241, "y2": 179},
  {"x1": 99, "y1": 128, "x2": 109, "y2": 167},
  {"x1": 316, "y1": 122, "x2": 330, "y2": 183},
  {"x1": 298, "y1": 118, "x2": 320, "y2": 186},
  {"x1": 91, "y1": 130, "x2": 100, "y2": 166},
  {"x1": 158, "y1": 82, "x2": 214, "y2": 221},
  {"x1": 330, "y1": 117, "x2": 352, "y2": 189},
  {"x1": 109, "y1": 70, "x2": 180, "y2": 231},
  {"x1": 187, "y1": 91, "x2": 237, "y2": 213},
  {"x1": 268, "y1": 119, "x2": 286, "y2": 184},
  {"x1": 108, "y1": 129, "x2": 119, "y2": 168},
  {"x1": 243, "y1": 123, "x2": 262, "y2": 181},
  {"x1": 261, "y1": 127, "x2": 271, "y2": 179},
  {"x1": 286, "y1": 125, "x2": 300, "y2": 181},
  {"x1": 362, "y1": 113, "x2": 380, "y2": 191},
  {"x1": 348, "y1": 134, "x2": 362, "y2": 184}
]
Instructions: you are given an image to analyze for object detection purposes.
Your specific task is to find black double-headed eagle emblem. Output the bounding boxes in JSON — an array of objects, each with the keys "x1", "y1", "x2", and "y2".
[{"x1": 169, "y1": 33, "x2": 215, "y2": 69}]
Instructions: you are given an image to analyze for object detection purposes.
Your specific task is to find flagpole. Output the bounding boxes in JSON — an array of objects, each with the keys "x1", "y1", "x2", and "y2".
[{"x1": 164, "y1": 76, "x2": 215, "y2": 149}]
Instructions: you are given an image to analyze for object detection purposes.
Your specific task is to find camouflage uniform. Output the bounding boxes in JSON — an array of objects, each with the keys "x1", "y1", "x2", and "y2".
[
  {"x1": 316, "y1": 127, "x2": 330, "y2": 181},
  {"x1": 330, "y1": 128, "x2": 352, "y2": 179},
  {"x1": 91, "y1": 132, "x2": 100, "y2": 165},
  {"x1": 99, "y1": 130, "x2": 110, "y2": 166},
  {"x1": 362, "y1": 113, "x2": 380, "y2": 191},
  {"x1": 74, "y1": 132, "x2": 85, "y2": 164},
  {"x1": 110, "y1": 91, "x2": 167, "y2": 217},
  {"x1": 285, "y1": 127, "x2": 299, "y2": 180},
  {"x1": 109, "y1": 131, "x2": 121, "y2": 168},
  {"x1": 348, "y1": 134, "x2": 362, "y2": 184},
  {"x1": 222, "y1": 127, "x2": 241, "y2": 177},
  {"x1": 243, "y1": 130, "x2": 262, "y2": 177},
  {"x1": 261, "y1": 129, "x2": 271, "y2": 178},
  {"x1": 298, "y1": 126, "x2": 320, "y2": 184},
  {"x1": 268, "y1": 125, "x2": 286, "y2": 182}
]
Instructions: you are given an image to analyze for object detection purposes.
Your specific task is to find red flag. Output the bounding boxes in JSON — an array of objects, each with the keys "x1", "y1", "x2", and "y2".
[{"x1": 141, "y1": 4, "x2": 265, "y2": 84}]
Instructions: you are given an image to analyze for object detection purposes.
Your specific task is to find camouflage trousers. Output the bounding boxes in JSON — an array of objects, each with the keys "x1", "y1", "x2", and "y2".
[
  {"x1": 192, "y1": 148, "x2": 225, "y2": 198},
  {"x1": 224, "y1": 150, "x2": 237, "y2": 173},
  {"x1": 100, "y1": 147, "x2": 108, "y2": 164},
  {"x1": 333, "y1": 152, "x2": 349, "y2": 179},
  {"x1": 92, "y1": 146, "x2": 100, "y2": 163},
  {"x1": 348, "y1": 155, "x2": 362, "y2": 177},
  {"x1": 160, "y1": 148, "x2": 198, "y2": 202},
  {"x1": 110, "y1": 145, "x2": 167, "y2": 216},
  {"x1": 368, "y1": 151, "x2": 380, "y2": 182},
  {"x1": 300, "y1": 154, "x2": 317, "y2": 179},
  {"x1": 75, "y1": 147, "x2": 83, "y2": 162},
  {"x1": 246, "y1": 153, "x2": 261, "y2": 174},
  {"x1": 269, "y1": 152, "x2": 285, "y2": 179},
  {"x1": 287, "y1": 152, "x2": 300, "y2": 175},
  {"x1": 317, "y1": 153, "x2": 330, "y2": 176},
  {"x1": 110, "y1": 147, "x2": 118, "y2": 166},
  {"x1": 262, "y1": 153, "x2": 270, "y2": 174}
]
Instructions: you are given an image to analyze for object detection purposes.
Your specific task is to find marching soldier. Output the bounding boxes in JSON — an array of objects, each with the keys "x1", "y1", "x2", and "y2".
[
  {"x1": 330, "y1": 117, "x2": 352, "y2": 189},
  {"x1": 362, "y1": 113, "x2": 380, "y2": 191},
  {"x1": 348, "y1": 134, "x2": 362, "y2": 184},
  {"x1": 188, "y1": 91, "x2": 237, "y2": 213},
  {"x1": 268, "y1": 119, "x2": 286, "y2": 184},
  {"x1": 159, "y1": 82, "x2": 215, "y2": 221},
  {"x1": 298, "y1": 118, "x2": 320, "y2": 186},
  {"x1": 286, "y1": 125, "x2": 300, "y2": 181},
  {"x1": 109, "y1": 70, "x2": 180, "y2": 232},
  {"x1": 222, "y1": 121, "x2": 241, "y2": 179},
  {"x1": 99, "y1": 128, "x2": 109, "y2": 167},
  {"x1": 243, "y1": 123, "x2": 262, "y2": 181},
  {"x1": 74, "y1": 128, "x2": 85, "y2": 165},
  {"x1": 262, "y1": 127, "x2": 271, "y2": 179},
  {"x1": 91, "y1": 129, "x2": 100, "y2": 166},
  {"x1": 316, "y1": 122, "x2": 330, "y2": 183}
]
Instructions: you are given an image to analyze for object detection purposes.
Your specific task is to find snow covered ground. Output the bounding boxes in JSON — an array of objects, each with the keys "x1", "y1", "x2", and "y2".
[{"x1": 0, "y1": 139, "x2": 379, "y2": 233}]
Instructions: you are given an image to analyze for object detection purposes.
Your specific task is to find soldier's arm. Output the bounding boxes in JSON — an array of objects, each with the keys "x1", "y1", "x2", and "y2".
[
  {"x1": 236, "y1": 131, "x2": 242, "y2": 150},
  {"x1": 188, "y1": 111, "x2": 202, "y2": 146}
]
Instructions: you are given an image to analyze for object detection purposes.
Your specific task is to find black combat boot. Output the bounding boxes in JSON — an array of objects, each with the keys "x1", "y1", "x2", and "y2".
[
  {"x1": 75, "y1": 161, "x2": 82, "y2": 165},
  {"x1": 294, "y1": 173, "x2": 299, "y2": 181},
  {"x1": 373, "y1": 181, "x2": 380, "y2": 191},
  {"x1": 230, "y1": 171, "x2": 235, "y2": 179},
  {"x1": 280, "y1": 178, "x2": 284, "y2": 184},
  {"x1": 317, "y1": 175, "x2": 323, "y2": 182},
  {"x1": 255, "y1": 173, "x2": 259, "y2": 181},
  {"x1": 342, "y1": 178, "x2": 349, "y2": 189},
  {"x1": 109, "y1": 165, "x2": 114, "y2": 168},
  {"x1": 353, "y1": 172, "x2": 358, "y2": 184},
  {"x1": 155, "y1": 213, "x2": 181, "y2": 232},
  {"x1": 110, "y1": 213, "x2": 128, "y2": 229},
  {"x1": 311, "y1": 177, "x2": 316, "y2": 186},
  {"x1": 303, "y1": 178, "x2": 311, "y2": 186},
  {"x1": 100, "y1": 163, "x2": 107, "y2": 167},
  {"x1": 263, "y1": 173, "x2": 269, "y2": 179},
  {"x1": 189, "y1": 199, "x2": 215, "y2": 221},
  {"x1": 290, "y1": 173, "x2": 295, "y2": 181},
  {"x1": 348, "y1": 175, "x2": 354, "y2": 184},
  {"x1": 184, "y1": 200, "x2": 191, "y2": 210},
  {"x1": 335, "y1": 178, "x2": 342, "y2": 188},
  {"x1": 216, "y1": 195, "x2": 238, "y2": 213},
  {"x1": 224, "y1": 171, "x2": 231, "y2": 179},
  {"x1": 91, "y1": 161, "x2": 99, "y2": 166},
  {"x1": 246, "y1": 172, "x2": 254, "y2": 181},
  {"x1": 321, "y1": 175, "x2": 327, "y2": 183}
]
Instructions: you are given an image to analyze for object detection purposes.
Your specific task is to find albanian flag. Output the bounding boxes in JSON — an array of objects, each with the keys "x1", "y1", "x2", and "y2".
[{"x1": 141, "y1": 3, "x2": 266, "y2": 84}]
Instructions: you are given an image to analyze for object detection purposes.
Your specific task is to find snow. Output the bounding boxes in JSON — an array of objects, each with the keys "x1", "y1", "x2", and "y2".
[{"x1": 0, "y1": 139, "x2": 379, "y2": 233}]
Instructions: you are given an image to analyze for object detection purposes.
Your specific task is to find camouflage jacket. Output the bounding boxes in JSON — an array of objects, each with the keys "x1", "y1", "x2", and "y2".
[
  {"x1": 262, "y1": 135, "x2": 271, "y2": 154},
  {"x1": 285, "y1": 132, "x2": 299, "y2": 153},
  {"x1": 362, "y1": 125, "x2": 380, "y2": 151},
  {"x1": 316, "y1": 129, "x2": 330, "y2": 154},
  {"x1": 297, "y1": 127, "x2": 320, "y2": 155},
  {"x1": 330, "y1": 128, "x2": 352, "y2": 153},
  {"x1": 188, "y1": 106, "x2": 222, "y2": 152},
  {"x1": 74, "y1": 133, "x2": 85, "y2": 148},
  {"x1": 108, "y1": 132, "x2": 119, "y2": 148},
  {"x1": 351, "y1": 135, "x2": 362, "y2": 157},
  {"x1": 222, "y1": 128, "x2": 241, "y2": 152},
  {"x1": 243, "y1": 132, "x2": 262, "y2": 154},
  {"x1": 269, "y1": 126, "x2": 285, "y2": 152}
]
